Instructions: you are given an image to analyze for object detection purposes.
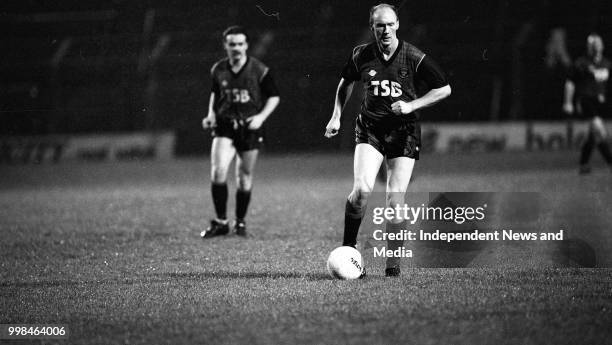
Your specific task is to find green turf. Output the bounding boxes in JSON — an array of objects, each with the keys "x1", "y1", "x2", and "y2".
[{"x1": 1, "y1": 151, "x2": 611, "y2": 344}]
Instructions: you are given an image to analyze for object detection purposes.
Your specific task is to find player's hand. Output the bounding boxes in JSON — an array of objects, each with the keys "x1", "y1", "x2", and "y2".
[
  {"x1": 391, "y1": 101, "x2": 414, "y2": 115},
  {"x1": 562, "y1": 102, "x2": 574, "y2": 115},
  {"x1": 246, "y1": 114, "x2": 265, "y2": 130},
  {"x1": 325, "y1": 117, "x2": 341, "y2": 138},
  {"x1": 202, "y1": 116, "x2": 216, "y2": 129}
]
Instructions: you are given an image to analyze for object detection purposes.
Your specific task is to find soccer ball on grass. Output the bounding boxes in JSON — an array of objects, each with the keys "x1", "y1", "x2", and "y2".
[{"x1": 326, "y1": 246, "x2": 364, "y2": 280}]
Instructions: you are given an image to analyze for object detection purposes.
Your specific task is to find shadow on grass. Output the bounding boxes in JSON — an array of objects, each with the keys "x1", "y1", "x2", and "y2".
[
  {"x1": 158, "y1": 271, "x2": 332, "y2": 281},
  {"x1": 1, "y1": 271, "x2": 332, "y2": 288}
]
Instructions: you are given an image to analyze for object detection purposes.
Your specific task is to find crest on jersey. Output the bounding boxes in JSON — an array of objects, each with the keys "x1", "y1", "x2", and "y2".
[
  {"x1": 221, "y1": 80, "x2": 228, "y2": 87},
  {"x1": 399, "y1": 68, "x2": 409, "y2": 79},
  {"x1": 368, "y1": 70, "x2": 377, "y2": 77}
]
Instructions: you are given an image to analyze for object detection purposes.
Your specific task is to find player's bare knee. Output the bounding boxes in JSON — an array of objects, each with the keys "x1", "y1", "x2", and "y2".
[
  {"x1": 348, "y1": 186, "x2": 371, "y2": 206},
  {"x1": 211, "y1": 166, "x2": 230, "y2": 183},
  {"x1": 386, "y1": 193, "x2": 405, "y2": 209},
  {"x1": 236, "y1": 173, "x2": 253, "y2": 190},
  {"x1": 353, "y1": 176, "x2": 374, "y2": 193},
  {"x1": 356, "y1": 184, "x2": 374, "y2": 199},
  {"x1": 347, "y1": 191, "x2": 368, "y2": 218},
  {"x1": 591, "y1": 117, "x2": 607, "y2": 140},
  {"x1": 386, "y1": 194, "x2": 406, "y2": 223}
]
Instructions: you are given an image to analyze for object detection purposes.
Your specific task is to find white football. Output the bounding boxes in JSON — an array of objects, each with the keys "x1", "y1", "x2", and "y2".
[{"x1": 326, "y1": 246, "x2": 364, "y2": 280}]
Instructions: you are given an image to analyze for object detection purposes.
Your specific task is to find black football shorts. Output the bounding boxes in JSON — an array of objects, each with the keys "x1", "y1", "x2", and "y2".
[
  {"x1": 213, "y1": 118, "x2": 264, "y2": 151},
  {"x1": 355, "y1": 114, "x2": 420, "y2": 160},
  {"x1": 576, "y1": 96, "x2": 606, "y2": 119}
]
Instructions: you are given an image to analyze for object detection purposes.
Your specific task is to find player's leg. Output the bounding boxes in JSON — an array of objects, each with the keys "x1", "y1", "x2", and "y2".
[
  {"x1": 234, "y1": 149, "x2": 258, "y2": 236},
  {"x1": 343, "y1": 143, "x2": 384, "y2": 247},
  {"x1": 579, "y1": 118, "x2": 597, "y2": 174},
  {"x1": 592, "y1": 116, "x2": 612, "y2": 168},
  {"x1": 202, "y1": 137, "x2": 235, "y2": 238},
  {"x1": 384, "y1": 156, "x2": 415, "y2": 276},
  {"x1": 578, "y1": 100, "x2": 599, "y2": 174},
  {"x1": 211, "y1": 137, "x2": 236, "y2": 219}
]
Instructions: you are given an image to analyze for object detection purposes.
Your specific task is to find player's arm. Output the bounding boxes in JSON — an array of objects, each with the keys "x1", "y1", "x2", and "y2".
[
  {"x1": 247, "y1": 71, "x2": 280, "y2": 130},
  {"x1": 392, "y1": 85, "x2": 451, "y2": 115},
  {"x1": 391, "y1": 55, "x2": 451, "y2": 116},
  {"x1": 563, "y1": 80, "x2": 575, "y2": 114},
  {"x1": 203, "y1": 68, "x2": 221, "y2": 129},
  {"x1": 325, "y1": 78, "x2": 355, "y2": 138},
  {"x1": 202, "y1": 92, "x2": 217, "y2": 129},
  {"x1": 563, "y1": 60, "x2": 579, "y2": 114},
  {"x1": 247, "y1": 96, "x2": 280, "y2": 130},
  {"x1": 326, "y1": 48, "x2": 360, "y2": 138}
]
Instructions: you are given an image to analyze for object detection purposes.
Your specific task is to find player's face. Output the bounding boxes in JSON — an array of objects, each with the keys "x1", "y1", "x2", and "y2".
[
  {"x1": 224, "y1": 33, "x2": 248, "y2": 61},
  {"x1": 587, "y1": 35, "x2": 604, "y2": 57},
  {"x1": 371, "y1": 8, "x2": 399, "y2": 49}
]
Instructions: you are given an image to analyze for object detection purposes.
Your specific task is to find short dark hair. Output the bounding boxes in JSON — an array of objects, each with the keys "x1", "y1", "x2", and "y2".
[
  {"x1": 587, "y1": 33, "x2": 602, "y2": 43},
  {"x1": 222, "y1": 25, "x2": 249, "y2": 42},
  {"x1": 369, "y1": 3, "x2": 399, "y2": 27}
]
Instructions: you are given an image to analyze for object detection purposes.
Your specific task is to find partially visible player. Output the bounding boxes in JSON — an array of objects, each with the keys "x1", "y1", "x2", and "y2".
[
  {"x1": 325, "y1": 4, "x2": 451, "y2": 276},
  {"x1": 563, "y1": 33, "x2": 612, "y2": 174},
  {"x1": 201, "y1": 26, "x2": 280, "y2": 238}
]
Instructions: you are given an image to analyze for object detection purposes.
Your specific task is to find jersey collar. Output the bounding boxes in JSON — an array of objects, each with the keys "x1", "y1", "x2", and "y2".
[
  {"x1": 228, "y1": 56, "x2": 250, "y2": 77},
  {"x1": 375, "y1": 39, "x2": 403, "y2": 66}
]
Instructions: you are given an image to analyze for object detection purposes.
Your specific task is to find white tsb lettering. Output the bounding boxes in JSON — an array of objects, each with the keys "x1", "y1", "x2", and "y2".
[
  {"x1": 594, "y1": 68, "x2": 609, "y2": 82},
  {"x1": 370, "y1": 80, "x2": 402, "y2": 97},
  {"x1": 225, "y1": 89, "x2": 251, "y2": 103}
]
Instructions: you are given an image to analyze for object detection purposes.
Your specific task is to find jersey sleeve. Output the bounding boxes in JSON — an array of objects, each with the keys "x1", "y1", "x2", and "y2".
[
  {"x1": 565, "y1": 59, "x2": 580, "y2": 82},
  {"x1": 211, "y1": 78, "x2": 220, "y2": 96},
  {"x1": 260, "y1": 70, "x2": 280, "y2": 98},
  {"x1": 210, "y1": 64, "x2": 220, "y2": 96},
  {"x1": 340, "y1": 48, "x2": 361, "y2": 81},
  {"x1": 568, "y1": 58, "x2": 592, "y2": 83},
  {"x1": 416, "y1": 55, "x2": 448, "y2": 89}
]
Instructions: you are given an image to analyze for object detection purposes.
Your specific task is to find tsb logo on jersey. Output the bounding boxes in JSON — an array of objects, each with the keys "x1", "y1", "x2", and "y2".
[
  {"x1": 370, "y1": 80, "x2": 402, "y2": 97},
  {"x1": 224, "y1": 89, "x2": 251, "y2": 103},
  {"x1": 589, "y1": 67, "x2": 609, "y2": 82}
]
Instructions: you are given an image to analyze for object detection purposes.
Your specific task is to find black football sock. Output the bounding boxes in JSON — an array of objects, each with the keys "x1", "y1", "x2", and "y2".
[
  {"x1": 597, "y1": 141, "x2": 612, "y2": 164},
  {"x1": 343, "y1": 199, "x2": 366, "y2": 248},
  {"x1": 579, "y1": 132, "x2": 595, "y2": 166},
  {"x1": 386, "y1": 220, "x2": 407, "y2": 268},
  {"x1": 236, "y1": 189, "x2": 251, "y2": 221},
  {"x1": 211, "y1": 182, "x2": 228, "y2": 220}
]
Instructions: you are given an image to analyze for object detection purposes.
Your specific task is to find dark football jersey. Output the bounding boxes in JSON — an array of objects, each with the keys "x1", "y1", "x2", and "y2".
[
  {"x1": 341, "y1": 40, "x2": 447, "y2": 123},
  {"x1": 211, "y1": 57, "x2": 277, "y2": 120},
  {"x1": 569, "y1": 56, "x2": 610, "y2": 100}
]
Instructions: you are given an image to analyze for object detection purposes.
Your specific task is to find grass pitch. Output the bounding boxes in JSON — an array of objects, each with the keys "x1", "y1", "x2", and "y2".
[{"x1": 1, "y1": 151, "x2": 611, "y2": 344}]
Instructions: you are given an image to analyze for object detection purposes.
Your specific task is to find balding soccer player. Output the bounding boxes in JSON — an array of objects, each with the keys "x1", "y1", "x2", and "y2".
[{"x1": 325, "y1": 4, "x2": 451, "y2": 276}]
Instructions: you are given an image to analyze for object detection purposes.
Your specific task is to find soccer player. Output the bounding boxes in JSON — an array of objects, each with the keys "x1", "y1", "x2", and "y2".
[
  {"x1": 324, "y1": 4, "x2": 451, "y2": 276},
  {"x1": 563, "y1": 33, "x2": 612, "y2": 174},
  {"x1": 201, "y1": 26, "x2": 280, "y2": 238}
]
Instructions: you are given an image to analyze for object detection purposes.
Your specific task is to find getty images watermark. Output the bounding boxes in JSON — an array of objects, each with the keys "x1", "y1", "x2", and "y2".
[{"x1": 366, "y1": 193, "x2": 571, "y2": 261}]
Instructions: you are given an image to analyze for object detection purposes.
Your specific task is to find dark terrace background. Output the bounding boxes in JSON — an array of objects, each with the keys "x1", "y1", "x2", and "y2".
[
  {"x1": 2, "y1": 0, "x2": 611, "y2": 154},
  {"x1": 2, "y1": 2, "x2": 612, "y2": 344}
]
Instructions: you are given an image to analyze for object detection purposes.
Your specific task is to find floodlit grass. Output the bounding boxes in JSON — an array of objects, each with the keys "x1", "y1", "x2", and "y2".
[{"x1": 1, "y1": 151, "x2": 611, "y2": 344}]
